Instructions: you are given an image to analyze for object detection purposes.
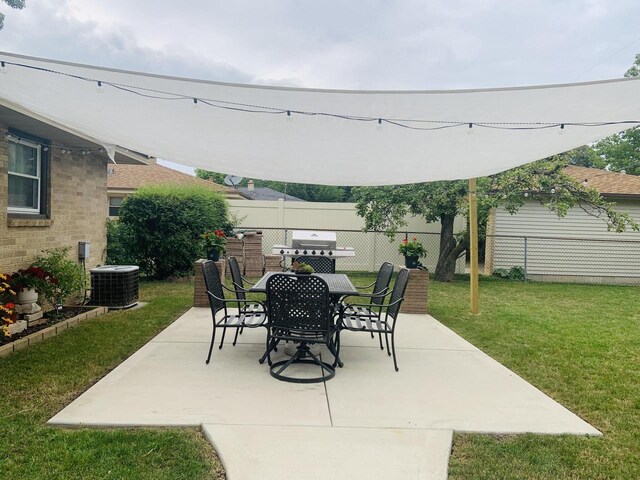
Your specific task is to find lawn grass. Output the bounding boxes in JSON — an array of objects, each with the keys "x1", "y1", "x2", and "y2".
[
  {"x1": 429, "y1": 277, "x2": 640, "y2": 479},
  {"x1": 0, "y1": 281, "x2": 223, "y2": 480}
]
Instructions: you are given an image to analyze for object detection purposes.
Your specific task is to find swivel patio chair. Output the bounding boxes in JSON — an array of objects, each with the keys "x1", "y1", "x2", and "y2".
[
  {"x1": 202, "y1": 260, "x2": 267, "y2": 364},
  {"x1": 294, "y1": 256, "x2": 335, "y2": 274},
  {"x1": 340, "y1": 262, "x2": 394, "y2": 348},
  {"x1": 263, "y1": 274, "x2": 340, "y2": 383},
  {"x1": 337, "y1": 268, "x2": 409, "y2": 371}
]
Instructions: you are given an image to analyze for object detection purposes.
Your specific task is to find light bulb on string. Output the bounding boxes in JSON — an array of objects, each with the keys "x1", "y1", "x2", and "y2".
[
  {"x1": 286, "y1": 110, "x2": 292, "y2": 122},
  {"x1": 193, "y1": 98, "x2": 199, "y2": 110},
  {"x1": 377, "y1": 118, "x2": 383, "y2": 131},
  {"x1": 524, "y1": 192, "x2": 529, "y2": 198},
  {"x1": 96, "y1": 81, "x2": 104, "y2": 93},
  {"x1": 582, "y1": 179, "x2": 588, "y2": 187},
  {"x1": 1, "y1": 61, "x2": 7, "y2": 74},
  {"x1": 559, "y1": 124, "x2": 565, "y2": 135},
  {"x1": 467, "y1": 123, "x2": 474, "y2": 135},
  {"x1": 550, "y1": 187, "x2": 556, "y2": 194}
]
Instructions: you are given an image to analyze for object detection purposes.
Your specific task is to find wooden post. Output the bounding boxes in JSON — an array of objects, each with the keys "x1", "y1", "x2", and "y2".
[{"x1": 469, "y1": 178, "x2": 479, "y2": 314}]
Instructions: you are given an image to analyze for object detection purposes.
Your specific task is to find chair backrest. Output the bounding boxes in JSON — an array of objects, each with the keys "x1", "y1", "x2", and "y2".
[
  {"x1": 295, "y1": 256, "x2": 335, "y2": 274},
  {"x1": 202, "y1": 260, "x2": 225, "y2": 315},
  {"x1": 266, "y1": 274, "x2": 332, "y2": 335},
  {"x1": 387, "y1": 268, "x2": 410, "y2": 320},
  {"x1": 371, "y1": 262, "x2": 394, "y2": 306},
  {"x1": 227, "y1": 256, "x2": 246, "y2": 302}
]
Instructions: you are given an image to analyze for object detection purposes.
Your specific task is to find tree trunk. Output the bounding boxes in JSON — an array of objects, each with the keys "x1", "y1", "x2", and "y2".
[{"x1": 434, "y1": 214, "x2": 457, "y2": 282}]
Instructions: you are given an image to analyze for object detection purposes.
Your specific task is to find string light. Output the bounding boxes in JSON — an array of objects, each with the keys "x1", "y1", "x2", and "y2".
[
  {"x1": 550, "y1": 187, "x2": 556, "y2": 194},
  {"x1": 583, "y1": 179, "x2": 589, "y2": 187},
  {"x1": 97, "y1": 81, "x2": 104, "y2": 93},
  {"x1": 286, "y1": 110, "x2": 292, "y2": 122},
  {"x1": 0, "y1": 61, "x2": 7, "y2": 74},
  {"x1": 377, "y1": 118, "x2": 383, "y2": 130},
  {"x1": 1, "y1": 59, "x2": 640, "y2": 133},
  {"x1": 193, "y1": 98, "x2": 199, "y2": 109}
]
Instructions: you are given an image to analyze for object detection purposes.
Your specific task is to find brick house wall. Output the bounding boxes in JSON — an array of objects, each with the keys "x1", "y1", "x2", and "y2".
[{"x1": 0, "y1": 135, "x2": 108, "y2": 273}]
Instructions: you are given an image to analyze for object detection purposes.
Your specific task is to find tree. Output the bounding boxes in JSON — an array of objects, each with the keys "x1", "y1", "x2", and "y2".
[
  {"x1": 195, "y1": 169, "x2": 347, "y2": 202},
  {"x1": 0, "y1": 0, "x2": 25, "y2": 30},
  {"x1": 590, "y1": 53, "x2": 640, "y2": 175},
  {"x1": 354, "y1": 152, "x2": 638, "y2": 282}
]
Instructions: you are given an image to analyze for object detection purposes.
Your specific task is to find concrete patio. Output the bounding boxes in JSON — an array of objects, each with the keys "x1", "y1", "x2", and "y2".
[{"x1": 49, "y1": 308, "x2": 600, "y2": 479}]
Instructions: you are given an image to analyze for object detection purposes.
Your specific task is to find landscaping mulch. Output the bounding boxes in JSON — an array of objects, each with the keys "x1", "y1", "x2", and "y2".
[{"x1": 1, "y1": 306, "x2": 95, "y2": 346}]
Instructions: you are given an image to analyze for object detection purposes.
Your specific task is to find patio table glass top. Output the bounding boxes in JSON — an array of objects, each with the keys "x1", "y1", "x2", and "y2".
[{"x1": 249, "y1": 272, "x2": 358, "y2": 297}]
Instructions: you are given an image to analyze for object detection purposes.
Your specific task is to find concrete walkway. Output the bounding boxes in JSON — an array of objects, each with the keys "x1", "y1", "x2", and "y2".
[{"x1": 49, "y1": 308, "x2": 600, "y2": 479}]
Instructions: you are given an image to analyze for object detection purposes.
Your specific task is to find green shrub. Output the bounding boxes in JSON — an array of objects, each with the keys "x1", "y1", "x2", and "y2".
[
  {"x1": 33, "y1": 247, "x2": 85, "y2": 313},
  {"x1": 492, "y1": 266, "x2": 525, "y2": 281},
  {"x1": 105, "y1": 219, "x2": 137, "y2": 265},
  {"x1": 118, "y1": 184, "x2": 230, "y2": 279}
]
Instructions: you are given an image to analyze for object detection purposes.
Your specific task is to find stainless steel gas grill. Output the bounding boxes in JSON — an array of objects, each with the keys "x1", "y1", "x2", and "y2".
[{"x1": 272, "y1": 230, "x2": 355, "y2": 272}]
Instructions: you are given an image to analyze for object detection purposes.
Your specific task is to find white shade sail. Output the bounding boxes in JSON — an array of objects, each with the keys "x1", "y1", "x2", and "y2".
[{"x1": 1, "y1": 51, "x2": 639, "y2": 186}]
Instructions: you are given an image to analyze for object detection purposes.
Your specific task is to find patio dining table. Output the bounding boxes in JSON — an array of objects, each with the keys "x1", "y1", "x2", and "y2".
[
  {"x1": 249, "y1": 272, "x2": 358, "y2": 297},
  {"x1": 249, "y1": 272, "x2": 358, "y2": 369}
]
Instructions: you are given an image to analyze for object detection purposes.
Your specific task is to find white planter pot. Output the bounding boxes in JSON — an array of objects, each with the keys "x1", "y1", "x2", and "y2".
[{"x1": 17, "y1": 287, "x2": 38, "y2": 305}]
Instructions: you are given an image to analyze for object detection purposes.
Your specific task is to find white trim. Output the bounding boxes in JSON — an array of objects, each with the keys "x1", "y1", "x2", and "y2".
[{"x1": 7, "y1": 137, "x2": 42, "y2": 214}]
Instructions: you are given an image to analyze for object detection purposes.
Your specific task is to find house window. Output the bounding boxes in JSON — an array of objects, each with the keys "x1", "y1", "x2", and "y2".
[
  {"x1": 8, "y1": 138, "x2": 42, "y2": 214},
  {"x1": 109, "y1": 196, "x2": 124, "y2": 216}
]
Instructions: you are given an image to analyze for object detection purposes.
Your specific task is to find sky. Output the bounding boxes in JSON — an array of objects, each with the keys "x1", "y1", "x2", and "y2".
[{"x1": 1, "y1": 0, "x2": 639, "y2": 174}]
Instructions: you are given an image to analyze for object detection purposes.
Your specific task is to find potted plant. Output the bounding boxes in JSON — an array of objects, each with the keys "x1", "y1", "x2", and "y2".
[
  {"x1": 291, "y1": 261, "x2": 314, "y2": 274},
  {"x1": 398, "y1": 237, "x2": 426, "y2": 268},
  {"x1": 201, "y1": 229, "x2": 227, "y2": 261},
  {"x1": 10, "y1": 266, "x2": 53, "y2": 304}
]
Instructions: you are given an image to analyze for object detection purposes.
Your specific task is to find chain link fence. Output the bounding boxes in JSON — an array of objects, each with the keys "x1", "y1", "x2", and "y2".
[
  {"x1": 239, "y1": 227, "x2": 640, "y2": 286},
  {"x1": 239, "y1": 227, "x2": 463, "y2": 281},
  {"x1": 486, "y1": 234, "x2": 640, "y2": 285}
]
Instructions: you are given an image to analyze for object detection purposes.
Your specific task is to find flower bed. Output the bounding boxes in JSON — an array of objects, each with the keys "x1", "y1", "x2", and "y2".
[{"x1": 0, "y1": 306, "x2": 108, "y2": 356}]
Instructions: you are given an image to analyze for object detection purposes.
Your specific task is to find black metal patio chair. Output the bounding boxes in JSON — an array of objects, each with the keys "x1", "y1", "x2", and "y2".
[
  {"x1": 227, "y1": 256, "x2": 266, "y2": 343},
  {"x1": 337, "y1": 268, "x2": 409, "y2": 371},
  {"x1": 340, "y1": 262, "x2": 394, "y2": 348},
  {"x1": 294, "y1": 256, "x2": 335, "y2": 274},
  {"x1": 202, "y1": 260, "x2": 267, "y2": 364},
  {"x1": 263, "y1": 273, "x2": 340, "y2": 383}
]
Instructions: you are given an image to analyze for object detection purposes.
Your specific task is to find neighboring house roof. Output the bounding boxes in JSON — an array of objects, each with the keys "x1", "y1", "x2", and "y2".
[
  {"x1": 564, "y1": 165, "x2": 640, "y2": 197},
  {"x1": 107, "y1": 162, "x2": 248, "y2": 200},
  {"x1": 236, "y1": 186, "x2": 305, "y2": 201}
]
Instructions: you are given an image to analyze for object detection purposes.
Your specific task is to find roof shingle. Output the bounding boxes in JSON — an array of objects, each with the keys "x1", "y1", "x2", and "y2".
[
  {"x1": 564, "y1": 165, "x2": 640, "y2": 196},
  {"x1": 107, "y1": 163, "x2": 246, "y2": 199}
]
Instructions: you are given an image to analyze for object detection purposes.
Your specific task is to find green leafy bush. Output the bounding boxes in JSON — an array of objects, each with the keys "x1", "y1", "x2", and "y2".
[
  {"x1": 106, "y1": 219, "x2": 137, "y2": 266},
  {"x1": 118, "y1": 184, "x2": 230, "y2": 279},
  {"x1": 33, "y1": 247, "x2": 85, "y2": 312},
  {"x1": 492, "y1": 266, "x2": 525, "y2": 281}
]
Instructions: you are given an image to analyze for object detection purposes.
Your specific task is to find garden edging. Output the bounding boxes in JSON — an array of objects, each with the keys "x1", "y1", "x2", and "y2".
[{"x1": 0, "y1": 307, "x2": 108, "y2": 358}]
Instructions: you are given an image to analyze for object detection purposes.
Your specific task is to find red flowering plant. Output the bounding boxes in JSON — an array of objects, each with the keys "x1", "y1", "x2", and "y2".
[
  {"x1": 10, "y1": 266, "x2": 55, "y2": 292},
  {"x1": 398, "y1": 237, "x2": 427, "y2": 258},
  {"x1": 1, "y1": 273, "x2": 17, "y2": 339},
  {"x1": 201, "y1": 229, "x2": 227, "y2": 254}
]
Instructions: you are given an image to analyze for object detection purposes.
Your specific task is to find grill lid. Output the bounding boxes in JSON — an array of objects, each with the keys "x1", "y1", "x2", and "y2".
[{"x1": 291, "y1": 231, "x2": 337, "y2": 250}]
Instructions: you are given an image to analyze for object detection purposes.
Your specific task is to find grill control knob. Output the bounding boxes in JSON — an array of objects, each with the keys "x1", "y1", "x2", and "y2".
[
  {"x1": 328, "y1": 250, "x2": 333, "y2": 256},
  {"x1": 295, "y1": 250, "x2": 299, "y2": 255},
  {"x1": 303, "y1": 250, "x2": 308, "y2": 255},
  {"x1": 312, "y1": 250, "x2": 316, "y2": 255},
  {"x1": 320, "y1": 250, "x2": 324, "y2": 255},
  {"x1": 280, "y1": 249, "x2": 285, "y2": 254}
]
